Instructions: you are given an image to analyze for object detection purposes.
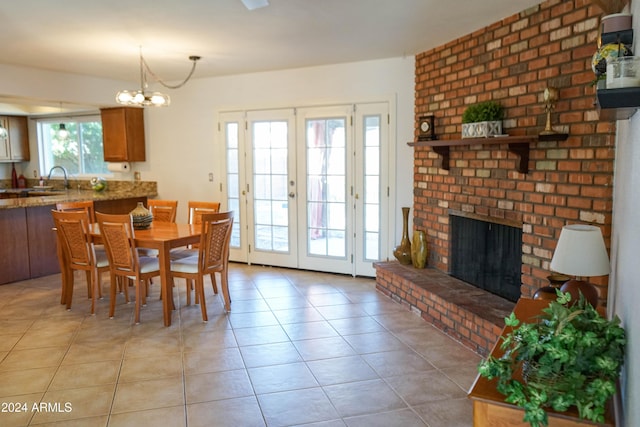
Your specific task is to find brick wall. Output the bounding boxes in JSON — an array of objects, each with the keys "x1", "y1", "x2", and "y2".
[{"x1": 413, "y1": 0, "x2": 615, "y2": 300}]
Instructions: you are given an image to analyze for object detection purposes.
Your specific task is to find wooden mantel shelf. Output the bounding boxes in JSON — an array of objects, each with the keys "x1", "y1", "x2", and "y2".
[{"x1": 408, "y1": 134, "x2": 568, "y2": 174}]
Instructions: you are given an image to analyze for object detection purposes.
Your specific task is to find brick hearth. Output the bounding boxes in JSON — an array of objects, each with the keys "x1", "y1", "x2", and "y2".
[{"x1": 374, "y1": 261, "x2": 514, "y2": 356}]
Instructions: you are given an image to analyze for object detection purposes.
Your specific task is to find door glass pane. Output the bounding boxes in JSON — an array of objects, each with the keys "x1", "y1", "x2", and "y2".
[
  {"x1": 306, "y1": 118, "x2": 346, "y2": 257},
  {"x1": 253, "y1": 121, "x2": 289, "y2": 252},
  {"x1": 363, "y1": 115, "x2": 381, "y2": 261},
  {"x1": 226, "y1": 122, "x2": 241, "y2": 248}
]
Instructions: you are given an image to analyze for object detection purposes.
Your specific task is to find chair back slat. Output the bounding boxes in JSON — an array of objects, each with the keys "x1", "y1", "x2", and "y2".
[
  {"x1": 188, "y1": 201, "x2": 221, "y2": 225},
  {"x1": 148, "y1": 200, "x2": 178, "y2": 223},
  {"x1": 56, "y1": 201, "x2": 96, "y2": 223}
]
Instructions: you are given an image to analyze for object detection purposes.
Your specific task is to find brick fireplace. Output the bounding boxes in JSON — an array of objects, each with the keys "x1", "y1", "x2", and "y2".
[{"x1": 376, "y1": 0, "x2": 616, "y2": 355}]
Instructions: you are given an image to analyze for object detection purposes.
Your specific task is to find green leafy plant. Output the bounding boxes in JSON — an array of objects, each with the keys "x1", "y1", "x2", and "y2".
[
  {"x1": 461, "y1": 100, "x2": 504, "y2": 123},
  {"x1": 478, "y1": 291, "x2": 626, "y2": 427}
]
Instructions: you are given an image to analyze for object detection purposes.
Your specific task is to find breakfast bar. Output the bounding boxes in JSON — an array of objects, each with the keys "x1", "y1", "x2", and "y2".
[{"x1": 0, "y1": 181, "x2": 157, "y2": 285}]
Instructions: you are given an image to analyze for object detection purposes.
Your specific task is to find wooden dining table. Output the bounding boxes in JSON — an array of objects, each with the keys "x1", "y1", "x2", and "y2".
[{"x1": 91, "y1": 221, "x2": 201, "y2": 326}]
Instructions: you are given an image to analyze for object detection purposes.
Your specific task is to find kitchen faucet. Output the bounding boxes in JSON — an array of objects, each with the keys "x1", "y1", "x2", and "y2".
[{"x1": 47, "y1": 166, "x2": 69, "y2": 189}]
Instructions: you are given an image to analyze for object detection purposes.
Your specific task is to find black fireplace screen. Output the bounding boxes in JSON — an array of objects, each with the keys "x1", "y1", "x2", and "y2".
[{"x1": 450, "y1": 215, "x2": 522, "y2": 302}]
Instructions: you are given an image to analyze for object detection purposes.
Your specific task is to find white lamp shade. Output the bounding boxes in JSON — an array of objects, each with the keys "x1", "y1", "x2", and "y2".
[{"x1": 550, "y1": 224, "x2": 611, "y2": 277}]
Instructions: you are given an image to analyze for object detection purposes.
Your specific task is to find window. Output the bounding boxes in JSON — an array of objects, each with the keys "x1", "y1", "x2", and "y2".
[{"x1": 37, "y1": 115, "x2": 108, "y2": 176}]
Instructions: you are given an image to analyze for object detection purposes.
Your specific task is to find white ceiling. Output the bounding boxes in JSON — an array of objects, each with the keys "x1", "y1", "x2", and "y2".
[{"x1": 0, "y1": 0, "x2": 543, "y2": 111}]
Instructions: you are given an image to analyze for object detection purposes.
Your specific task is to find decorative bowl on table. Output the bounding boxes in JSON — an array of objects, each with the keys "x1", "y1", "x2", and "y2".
[{"x1": 130, "y1": 202, "x2": 153, "y2": 230}]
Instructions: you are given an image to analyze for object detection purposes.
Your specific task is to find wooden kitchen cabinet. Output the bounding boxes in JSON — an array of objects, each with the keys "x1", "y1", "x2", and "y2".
[
  {"x1": 27, "y1": 205, "x2": 60, "y2": 278},
  {"x1": 101, "y1": 107, "x2": 146, "y2": 162},
  {"x1": 0, "y1": 205, "x2": 59, "y2": 285},
  {"x1": 0, "y1": 208, "x2": 31, "y2": 284},
  {"x1": 0, "y1": 115, "x2": 29, "y2": 162}
]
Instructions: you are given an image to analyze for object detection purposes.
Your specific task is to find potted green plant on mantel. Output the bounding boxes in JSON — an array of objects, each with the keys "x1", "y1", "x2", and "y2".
[
  {"x1": 478, "y1": 291, "x2": 626, "y2": 427},
  {"x1": 461, "y1": 100, "x2": 504, "y2": 138}
]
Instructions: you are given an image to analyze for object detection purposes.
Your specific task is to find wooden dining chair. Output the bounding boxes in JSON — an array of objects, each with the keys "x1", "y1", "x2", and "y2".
[
  {"x1": 147, "y1": 199, "x2": 178, "y2": 223},
  {"x1": 169, "y1": 211, "x2": 234, "y2": 321},
  {"x1": 188, "y1": 201, "x2": 221, "y2": 225},
  {"x1": 56, "y1": 200, "x2": 96, "y2": 223},
  {"x1": 170, "y1": 201, "x2": 223, "y2": 298},
  {"x1": 96, "y1": 212, "x2": 161, "y2": 324},
  {"x1": 170, "y1": 200, "x2": 221, "y2": 258},
  {"x1": 140, "y1": 200, "x2": 178, "y2": 261},
  {"x1": 55, "y1": 200, "x2": 107, "y2": 299},
  {"x1": 51, "y1": 210, "x2": 110, "y2": 314}
]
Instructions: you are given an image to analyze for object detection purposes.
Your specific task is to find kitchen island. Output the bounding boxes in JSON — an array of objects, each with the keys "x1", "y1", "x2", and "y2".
[{"x1": 0, "y1": 181, "x2": 157, "y2": 285}]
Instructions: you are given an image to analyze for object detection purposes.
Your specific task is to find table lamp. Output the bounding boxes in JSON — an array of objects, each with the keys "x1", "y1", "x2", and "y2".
[{"x1": 549, "y1": 224, "x2": 610, "y2": 307}]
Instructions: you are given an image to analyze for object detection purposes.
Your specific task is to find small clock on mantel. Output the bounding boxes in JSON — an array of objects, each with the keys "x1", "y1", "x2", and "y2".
[{"x1": 417, "y1": 115, "x2": 436, "y2": 141}]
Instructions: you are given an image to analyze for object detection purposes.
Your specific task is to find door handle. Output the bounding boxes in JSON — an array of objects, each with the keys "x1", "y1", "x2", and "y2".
[{"x1": 289, "y1": 192, "x2": 295, "y2": 198}]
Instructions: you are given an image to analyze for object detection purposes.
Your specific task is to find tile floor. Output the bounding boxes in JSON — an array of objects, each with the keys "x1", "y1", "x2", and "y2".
[{"x1": 0, "y1": 263, "x2": 481, "y2": 427}]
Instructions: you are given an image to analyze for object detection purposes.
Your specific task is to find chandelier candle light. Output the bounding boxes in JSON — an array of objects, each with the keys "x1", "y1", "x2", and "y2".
[{"x1": 116, "y1": 49, "x2": 201, "y2": 107}]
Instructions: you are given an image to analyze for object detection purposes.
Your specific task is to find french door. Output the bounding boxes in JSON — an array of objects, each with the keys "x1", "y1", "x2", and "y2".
[
  {"x1": 295, "y1": 106, "x2": 352, "y2": 274},
  {"x1": 220, "y1": 102, "x2": 389, "y2": 277}
]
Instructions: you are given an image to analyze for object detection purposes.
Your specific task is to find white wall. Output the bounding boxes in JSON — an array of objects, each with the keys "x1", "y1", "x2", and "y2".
[
  {"x1": 610, "y1": 117, "x2": 639, "y2": 427},
  {"x1": 609, "y1": 5, "x2": 640, "y2": 426},
  {"x1": 140, "y1": 57, "x2": 415, "y2": 247},
  {"x1": 1, "y1": 57, "x2": 416, "y2": 258}
]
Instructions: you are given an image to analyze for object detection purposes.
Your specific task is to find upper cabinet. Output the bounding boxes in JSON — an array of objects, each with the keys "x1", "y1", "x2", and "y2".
[
  {"x1": 0, "y1": 115, "x2": 29, "y2": 162},
  {"x1": 101, "y1": 107, "x2": 146, "y2": 162}
]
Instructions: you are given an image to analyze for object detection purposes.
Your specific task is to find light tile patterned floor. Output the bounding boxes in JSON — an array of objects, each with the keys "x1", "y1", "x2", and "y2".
[{"x1": 0, "y1": 264, "x2": 481, "y2": 427}]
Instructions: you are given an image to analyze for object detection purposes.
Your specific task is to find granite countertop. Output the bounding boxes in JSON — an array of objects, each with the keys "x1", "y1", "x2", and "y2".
[{"x1": 0, "y1": 181, "x2": 158, "y2": 210}]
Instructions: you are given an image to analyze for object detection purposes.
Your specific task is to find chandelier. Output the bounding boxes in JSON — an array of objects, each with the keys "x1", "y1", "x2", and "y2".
[
  {"x1": 57, "y1": 103, "x2": 69, "y2": 139},
  {"x1": 116, "y1": 49, "x2": 201, "y2": 107}
]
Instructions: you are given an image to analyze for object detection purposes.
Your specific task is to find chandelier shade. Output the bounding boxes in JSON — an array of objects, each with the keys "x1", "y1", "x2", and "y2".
[
  {"x1": 116, "y1": 90, "x2": 171, "y2": 107},
  {"x1": 57, "y1": 123, "x2": 69, "y2": 140},
  {"x1": 116, "y1": 49, "x2": 200, "y2": 107}
]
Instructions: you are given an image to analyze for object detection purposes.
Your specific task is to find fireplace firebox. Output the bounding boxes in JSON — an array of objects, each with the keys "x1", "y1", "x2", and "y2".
[{"x1": 450, "y1": 214, "x2": 522, "y2": 302}]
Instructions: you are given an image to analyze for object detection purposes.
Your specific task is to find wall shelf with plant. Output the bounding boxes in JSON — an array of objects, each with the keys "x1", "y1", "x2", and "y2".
[{"x1": 408, "y1": 133, "x2": 568, "y2": 174}]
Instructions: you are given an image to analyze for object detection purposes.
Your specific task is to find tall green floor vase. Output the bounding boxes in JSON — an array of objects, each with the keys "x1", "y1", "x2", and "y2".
[
  {"x1": 393, "y1": 207, "x2": 412, "y2": 265},
  {"x1": 411, "y1": 230, "x2": 427, "y2": 269}
]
